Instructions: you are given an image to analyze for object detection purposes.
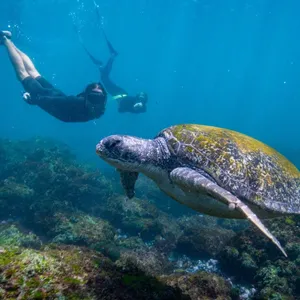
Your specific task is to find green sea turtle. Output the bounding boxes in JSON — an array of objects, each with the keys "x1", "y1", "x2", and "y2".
[{"x1": 96, "y1": 124, "x2": 300, "y2": 257}]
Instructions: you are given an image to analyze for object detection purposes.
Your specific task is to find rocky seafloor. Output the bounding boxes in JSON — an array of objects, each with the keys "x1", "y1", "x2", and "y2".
[{"x1": 0, "y1": 137, "x2": 299, "y2": 300}]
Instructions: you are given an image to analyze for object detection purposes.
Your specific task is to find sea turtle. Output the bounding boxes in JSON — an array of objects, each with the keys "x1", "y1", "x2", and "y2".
[{"x1": 96, "y1": 124, "x2": 300, "y2": 257}]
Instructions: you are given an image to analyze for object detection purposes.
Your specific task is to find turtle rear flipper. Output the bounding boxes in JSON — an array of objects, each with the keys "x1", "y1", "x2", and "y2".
[
  {"x1": 118, "y1": 169, "x2": 139, "y2": 199},
  {"x1": 170, "y1": 167, "x2": 287, "y2": 257}
]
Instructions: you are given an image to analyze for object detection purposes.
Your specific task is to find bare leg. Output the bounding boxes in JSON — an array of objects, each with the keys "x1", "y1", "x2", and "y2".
[
  {"x1": 3, "y1": 37, "x2": 29, "y2": 81},
  {"x1": 1, "y1": 30, "x2": 40, "y2": 78},
  {"x1": 15, "y1": 47, "x2": 40, "y2": 78}
]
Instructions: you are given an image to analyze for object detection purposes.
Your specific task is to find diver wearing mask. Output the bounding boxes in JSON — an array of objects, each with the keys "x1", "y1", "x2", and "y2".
[
  {"x1": 0, "y1": 30, "x2": 107, "y2": 123},
  {"x1": 78, "y1": 28, "x2": 148, "y2": 114}
]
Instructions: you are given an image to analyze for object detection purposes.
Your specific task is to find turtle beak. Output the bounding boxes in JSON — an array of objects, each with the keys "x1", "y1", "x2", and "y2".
[
  {"x1": 96, "y1": 136, "x2": 125, "y2": 166},
  {"x1": 96, "y1": 141, "x2": 105, "y2": 157}
]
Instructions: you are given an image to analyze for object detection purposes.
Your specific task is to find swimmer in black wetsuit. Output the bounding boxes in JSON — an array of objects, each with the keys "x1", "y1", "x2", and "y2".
[
  {"x1": 79, "y1": 29, "x2": 148, "y2": 114},
  {"x1": 0, "y1": 30, "x2": 107, "y2": 123}
]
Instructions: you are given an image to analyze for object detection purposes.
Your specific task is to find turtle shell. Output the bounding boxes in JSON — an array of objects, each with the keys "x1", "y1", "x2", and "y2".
[{"x1": 157, "y1": 124, "x2": 300, "y2": 214}]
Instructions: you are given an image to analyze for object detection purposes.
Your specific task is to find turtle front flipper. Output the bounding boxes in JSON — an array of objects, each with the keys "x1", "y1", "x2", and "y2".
[
  {"x1": 170, "y1": 167, "x2": 287, "y2": 257},
  {"x1": 118, "y1": 169, "x2": 139, "y2": 199}
]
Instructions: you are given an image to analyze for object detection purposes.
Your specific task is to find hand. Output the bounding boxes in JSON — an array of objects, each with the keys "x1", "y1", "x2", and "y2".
[
  {"x1": 23, "y1": 92, "x2": 32, "y2": 103},
  {"x1": 133, "y1": 102, "x2": 143, "y2": 109}
]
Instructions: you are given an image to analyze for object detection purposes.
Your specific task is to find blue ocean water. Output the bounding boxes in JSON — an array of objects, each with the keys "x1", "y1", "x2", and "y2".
[{"x1": 0, "y1": 0, "x2": 299, "y2": 169}]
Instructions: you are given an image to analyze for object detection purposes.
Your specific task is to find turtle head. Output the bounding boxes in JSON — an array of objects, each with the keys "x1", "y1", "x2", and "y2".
[
  {"x1": 97, "y1": 134, "x2": 156, "y2": 199},
  {"x1": 97, "y1": 134, "x2": 171, "y2": 198},
  {"x1": 96, "y1": 135, "x2": 148, "y2": 172}
]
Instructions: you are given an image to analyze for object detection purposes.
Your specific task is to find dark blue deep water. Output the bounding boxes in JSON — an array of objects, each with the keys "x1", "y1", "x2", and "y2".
[{"x1": 0, "y1": 0, "x2": 299, "y2": 168}]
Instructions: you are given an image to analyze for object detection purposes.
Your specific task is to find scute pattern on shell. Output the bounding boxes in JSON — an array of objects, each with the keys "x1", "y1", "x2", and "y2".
[{"x1": 157, "y1": 124, "x2": 300, "y2": 214}]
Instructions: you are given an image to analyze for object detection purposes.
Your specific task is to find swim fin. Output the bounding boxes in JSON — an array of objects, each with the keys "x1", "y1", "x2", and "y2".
[
  {"x1": 73, "y1": 23, "x2": 103, "y2": 67},
  {"x1": 93, "y1": 0, "x2": 102, "y2": 25},
  {"x1": 102, "y1": 28, "x2": 118, "y2": 57},
  {"x1": 83, "y1": 44, "x2": 103, "y2": 67},
  {"x1": 92, "y1": 1, "x2": 118, "y2": 57}
]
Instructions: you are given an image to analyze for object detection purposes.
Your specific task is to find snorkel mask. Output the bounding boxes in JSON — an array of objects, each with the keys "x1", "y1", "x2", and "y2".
[
  {"x1": 85, "y1": 83, "x2": 107, "y2": 116},
  {"x1": 136, "y1": 92, "x2": 148, "y2": 104}
]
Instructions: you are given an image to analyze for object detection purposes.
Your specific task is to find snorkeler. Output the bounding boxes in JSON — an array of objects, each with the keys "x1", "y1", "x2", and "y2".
[
  {"x1": 0, "y1": 30, "x2": 107, "y2": 123},
  {"x1": 79, "y1": 29, "x2": 148, "y2": 114}
]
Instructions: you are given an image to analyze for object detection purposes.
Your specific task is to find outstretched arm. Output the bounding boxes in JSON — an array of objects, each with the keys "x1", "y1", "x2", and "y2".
[
  {"x1": 133, "y1": 102, "x2": 147, "y2": 113},
  {"x1": 118, "y1": 97, "x2": 147, "y2": 114}
]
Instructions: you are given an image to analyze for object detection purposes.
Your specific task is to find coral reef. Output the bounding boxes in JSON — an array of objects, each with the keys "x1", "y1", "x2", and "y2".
[
  {"x1": 48, "y1": 212, "x2": 118, "y2": 258},
  {"x1": 176, "y1": 215, "x2": 236, "y2": 258},
  {"x1": 0, "y1": 244, "x2": 100, "y2": 299},
  {"x1": 0, "y1": 224, "x2": 42, "y2": 249},
  {"x1": 116, "y1": 247, "x2": 173, "y2": 277},
  {"x1": 99, "y1": 194, "x2": 182, "y2": 246},
  {"x1": 161, "y1": 271, "x2": 232, "y2": 300},
  {"x1": 218, "y1": 216, "x2": 300, "y2": 299},
  {"x1": 0, "y1": 137, "x2": 112, "y2": 224},
  {"x1": 1, "y1": 137, "x2": 299, "y2": 299},
  {"x1": 0, "y1": 228, "x2": 232, "y2": 300}
]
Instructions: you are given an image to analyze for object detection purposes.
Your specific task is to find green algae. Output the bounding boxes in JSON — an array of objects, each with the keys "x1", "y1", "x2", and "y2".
[
  {"x1": 0, "y1": 245, "x2": 101, "y2": 299},
  {"x1": 0, "y1": 225, "x2": 42, "y2": 249}
]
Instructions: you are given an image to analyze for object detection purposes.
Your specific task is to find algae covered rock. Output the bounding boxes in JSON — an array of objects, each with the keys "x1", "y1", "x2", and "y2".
[
  {"x1": 0, "y1": 245, "x2": 104, "y2": 299},
  {"x1": 45, "y1": 212, "x2": 121, "y2": 260},
  {"x1": 161, "y1": 271, "x2": 232, "y2": 300},
  {"x1": 218, "y1": 216, "x2": 300, "y2": 299},
  {"x1": 0, "y1": 244, "x2": 186, "y2": 300},
  {"x1": 0, "y1": 224, "x2": 42, "y2": 249},
  {"x1": 0, "y1": 137, "x2": 113, "y2": 225},
  {"x1": 0, "y1": 225, "x2": 233, "y2": 299},
  {"x1": 116, "y1": 247, "x2": 173, "y2": 277},
  {"x1": 100, "y1": 194, "x2": 182, "y2": 244},
  {"x1": 177, "y1": 215, "x2": 236, "y2": 258},
  {"x1": 50, "y1": 212, "x2": 115, "y2": 245},
  {"x1": 0, "y1": 177, "x2": 34, "y2": 219}
]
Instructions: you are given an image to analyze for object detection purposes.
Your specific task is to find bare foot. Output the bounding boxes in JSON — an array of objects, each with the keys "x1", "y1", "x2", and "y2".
[
  {"x1": 0, "y1": 31, "x2": 12, "y2": 45},
  {"x1": 1, "y1": 31, "x2": 12, "y2": 38}
]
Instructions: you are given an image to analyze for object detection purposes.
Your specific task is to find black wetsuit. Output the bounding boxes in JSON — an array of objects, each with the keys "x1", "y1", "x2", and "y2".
[
  {"x1": 22, "y1": 76, "x2": 105, "y2": 122},
  {"x1": 100, "y1": 56, "x2": 146, "y2": 113}
]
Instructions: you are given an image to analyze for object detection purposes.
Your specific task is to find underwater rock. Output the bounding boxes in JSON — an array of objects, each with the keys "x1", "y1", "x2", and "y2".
[
  {"x1": 218, "y1": 216, "x2": 300, "y2": 299},
  {"x1": 0, "y1": 244, "x2": 187, "y2": 300},
  {"x1": 0, "y1": 245, "x2": 106, "y2": 299},
  {"x1": 0, "y1": 177, "x2": 34, "y2": 219},
  {"x1": 174, "y1": 255, "x2": 220, "y2": 275},
  {"x1": 0, "y1": 226, "x2": 235, "y2": 300},
  {"x1": 116, "y1": 247, "x2": 173, "y2": 277},
  {"x1": 176, "y1": 215, "x2": 236, "y2": 258},
  {"x1": 99, "y1": 194, "x2": 182, "y2": 244},
  {"x1": 100, "y1": 194, "x2": 161, "y2": 239},
  {"x1": 161, "y1": 271, "x2": 232, "y2": 300},
  {"x1": 0, "y1": 224, "x2": 42, "y2": 250},
  {"x1": 217, "y1": 218, "x2": 249, "y2": 233},
  {"x1": 115, "y1": 235, "x2": 148, "y2": 253},
  {"x1": 0, "y1": 137, "x2": 113, "y2": 229},
  {"x1": 49, "y1": 212, "x2": 116, "y2": 249}
]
